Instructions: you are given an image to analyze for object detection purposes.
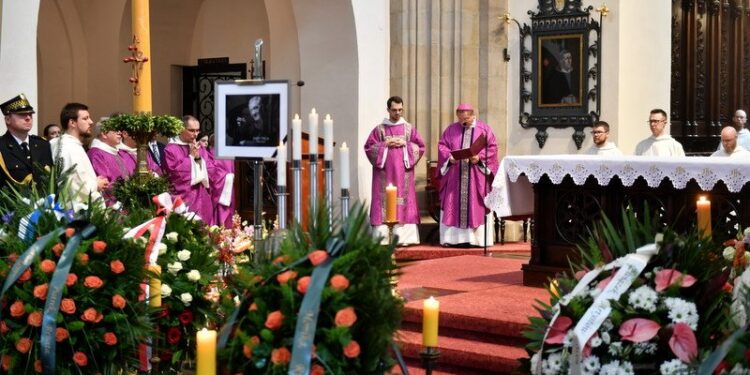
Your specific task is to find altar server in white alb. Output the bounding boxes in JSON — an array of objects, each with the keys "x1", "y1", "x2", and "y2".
[
  {"x1": 711, "y1": 126, "x2": 750, "y2": 158},
  {"x1": 585, "y1": 121, "x2": 623, "y2": 156},
  {"x1": 634, "y1": 109, "x2": 685, "y2": 157}
]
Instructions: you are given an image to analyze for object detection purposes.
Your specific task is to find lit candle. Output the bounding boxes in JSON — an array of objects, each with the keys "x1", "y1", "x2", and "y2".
[
  {"x1": 340, "y1": 142, "x2": 350, "y2": 189},
  {"x1": 148, "y1": 264, "x2": 161, "y2": 307},
  {"x1": 309, "y1": 108, "x2": 319, "y2": 157},
  {"x1": 196, "y1": 328, "x2": 217, "y2": 375},
  {"x1": 277, "y1": 142, "x2": 286, "y2": 186},
  {"x1": 324, "y1": 114, "x2": 334, "y2": 161},
  {"x1": 292, "y1": 114, "x2": 302, "y2": 161},
  {"x1": 697, "y1": 195, "x2": 711, "y2": 237},
  {"x1": 385, "y1": 184, "x2": 397, "y2": 223},
  {"x1": 549, "y1": 279, "x2": 559, "y2": 297},
  {"x1": 422, "y1": 296, "x2": 439, "y2": 347}
]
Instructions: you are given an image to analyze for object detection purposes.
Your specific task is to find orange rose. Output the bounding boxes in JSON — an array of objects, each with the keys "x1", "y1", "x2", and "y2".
[
  {"x1": 27, "y1": 311, "x2": 42, "y2": 327},
  {"x1": 15, "y1": 337, "x2": 31, "y2": 353},
  {"x1": 276, "y1": 270, "x2": 298, "y2": 285},
  {"x1": 0, "y1": 320, "x2": 8, "y2": 334},
  {"x1": 311, "y1": 364, "x2": 325, "y2": 375},
  {"x1": 334, "y1": 307, "x2": 357, "y2": 328},
  {"x1": 112, "y1": 294, "x2": 126, "y2": 309},
  {"x1": 270, "y1": 347, "x2": 291, "y2": 365},
  {"x1": 33, "y1": 283, "x2": 48, "y2": 300},
  {"x1": 72, "y1": 351, "x2": 88, "y2": 366},
  {"x1": 343, "y1": 340, "x2": 360, "y2": 358},
  {"x1": 78, "y1": 253, "x2": 89, "y2": 265},
  {"x1": 297, "y1": 276, "x2": 311, "y2": 294},
  {"x1": 51, "y1": 243, "x2": 64, "y2": 257},
  {"x1": 34, "y1": 359, "x2": 42, "y2": 373},
  {"x1": 264, "y1": 310, "x2": 284, "y2": 330},
  {"x1": 242, "y1": 344, "x2": 253, "y2": 359},
  {"x1": 83, "y1": 276, "x2": 103, "y2": 289},
  {"x1": 9, "y1": 300, "x2": 25, "y2": 317},
  {"x1": 272, "y1": 255, "x2": 290, "y2": 265},
  {"x1": 1, "y1": 355, "x2": 10, "y2": 371},
  {"x1": 81, "y1": 307, "x2": 103, "y2": 323},
  {"x1": 330, "y1": 274, "x2": 350, "y2": 291},
  {"x1": 308, "y1": 250, "x2": 329, "y2": 266},
  {"x1": 60, "y1": 298, "x2": 76, "y2": 314},
  {"x1": 7, "y1": 253, "x2": 18, "y2": 263},
  {"x1": 250, "y1": 335, "x2": 260, "y2": 346},
  {"x1": 66, "y1": 273, "x2": 78, "y2": 287},
  {"x1": 55, "y1": 327, "x2": 69, "y2": 342},
  {"x1": 92, "y1": 240, "x2": 107, "y2": 254},
  {"x1": 248, "y1": 302, "x2": 258, "y2": 312},
  {"x1": 110, "y1": 260, "x2": 125, "y2": 274},
  {"x1": 39, "y1": 259, "x2": 56, "y2": 273},
  {"x1": 18, "y1": 268, "x2": 32, "y2": 282},
  {"x1": 65, "y1": 228, "x2": 76, "y2": 238},
  {"x1": 103, "y1": 332, "x2": 117, "y2": 346}
]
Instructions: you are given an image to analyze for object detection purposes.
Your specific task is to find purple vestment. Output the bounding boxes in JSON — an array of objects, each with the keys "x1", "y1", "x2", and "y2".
[
  {"x1": 364, "y1": 121, "x2": 425, "y2": 225},
  {"x1": 206, "y1": 148, "x2": 236, "y2": 227},
  {"x1": 88, "y1": 141, "x2": 132, "y2": 204},
  {"x1": 163, "y1": 143, "x2": 214, "y2": 224},
  {"x1": 437, "y1": 120, "x2": 498, "y2": 229},
  {"x1": 120, "y1": 147, "x2": 162, "y2": 176}
]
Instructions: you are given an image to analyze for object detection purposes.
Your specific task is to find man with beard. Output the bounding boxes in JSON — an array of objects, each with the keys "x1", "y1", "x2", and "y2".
[
  {"x1": 0, "y1": 94, "x2": 53, "y2": 188},
  {"x1": 585, "y1": 121, "x2": 623, "y2": 156},
  {"x1": 50, "y1": 102, "x2": 108, "y2": 202}
]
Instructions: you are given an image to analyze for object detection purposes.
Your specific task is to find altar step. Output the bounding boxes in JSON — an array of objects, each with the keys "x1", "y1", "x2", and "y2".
[{"x1": 393, "y1": 255, "x2": 549, "y2": 374}]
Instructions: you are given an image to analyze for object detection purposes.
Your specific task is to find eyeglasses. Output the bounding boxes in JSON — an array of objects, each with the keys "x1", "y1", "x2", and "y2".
[
  {"x1": 647, "y1": 120, "x2": 665, "y2": 124},
  {"x1": 591, "y1": 130, "x2": 607, "y2": 135}
]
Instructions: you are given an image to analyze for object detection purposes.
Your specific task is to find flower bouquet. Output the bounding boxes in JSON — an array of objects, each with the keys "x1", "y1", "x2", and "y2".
[
  {"x1": 523, "y1": 210, "x2": 732, "y2": 374},
  {"x1": 218, "y1": 203, "x2": 403, "y2": 374},
  {"x1": 209, "y1": 213, "x2": 256, "y2": 274},
  {"x1": 0, "y1": 192, "x2": 152, "y2": 374}
]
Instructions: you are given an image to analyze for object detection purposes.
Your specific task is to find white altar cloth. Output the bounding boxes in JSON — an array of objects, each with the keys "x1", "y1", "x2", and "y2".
[{"x1": 485, "y1": 155, "x2": 750, "y2": 218}]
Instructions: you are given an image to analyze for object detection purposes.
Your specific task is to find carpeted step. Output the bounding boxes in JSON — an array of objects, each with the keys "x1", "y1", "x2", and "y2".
[
  {"x1": 398, "y1": 321, "x2": 526, "y2": 348},
  {"x1": 395, "y1": 329, "x2": 526, "y2": 374},
  {"x1": 401, "y1": 305, "x2": 530, "y2": 340},
  {"x1": 390, "y1": 359, "x2": 499, "y2": 375}
]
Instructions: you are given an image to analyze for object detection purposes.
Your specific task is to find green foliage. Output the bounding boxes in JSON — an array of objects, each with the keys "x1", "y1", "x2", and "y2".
[
  {"x1": 111, "y1": 174, "x2": 171, "y2": 211},
  {"x1": 101, "y1": 112, "x2": 183, "y2": 143}
]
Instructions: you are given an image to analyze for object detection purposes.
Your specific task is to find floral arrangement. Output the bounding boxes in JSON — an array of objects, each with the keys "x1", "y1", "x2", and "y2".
[
  {"x1": 523, "y1": 210, "x2": 732, "y2": 374},
  {"x1": 112, "y1": 174, "x2": 171, "y2": 211},
  {"x1": 0, "y1": 192, "x2": 152, "y2": 374},
  {"x1": 218, "y1": 204, "x2": 403, "y2": 374},
  {"x1": 101, "y1": 112, "x2": 183, "y2": 144},
  {"x1": 209, "y1": 213, "x2": 256, "y2": 273}
]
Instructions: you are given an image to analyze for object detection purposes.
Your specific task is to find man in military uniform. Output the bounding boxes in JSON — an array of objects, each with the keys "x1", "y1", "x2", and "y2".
[{"x1": 0, "y1": 94, "x2": 53, "y2": 188}]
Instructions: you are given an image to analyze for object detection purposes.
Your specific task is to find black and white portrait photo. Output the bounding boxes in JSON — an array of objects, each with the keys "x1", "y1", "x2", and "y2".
[{"x1": 538, "y1": 35, "x2": 583, "y2": 107}]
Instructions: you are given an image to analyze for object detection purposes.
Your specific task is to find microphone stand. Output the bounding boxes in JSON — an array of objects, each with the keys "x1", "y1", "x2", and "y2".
[{"x1": 483, "y1": 129, "x2": 489, "y2": 257}]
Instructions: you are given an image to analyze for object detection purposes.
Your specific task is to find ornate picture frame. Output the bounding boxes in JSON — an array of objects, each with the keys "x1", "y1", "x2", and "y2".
[{"x1": 516, "y1": 0, "x2": 602, "y2": 149}]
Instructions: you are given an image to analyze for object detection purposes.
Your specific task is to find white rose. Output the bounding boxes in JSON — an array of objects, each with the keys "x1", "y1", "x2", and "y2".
[
  {"x1": 167, "y1": 261, "x2": 183, "y2": 274},
  {"x1": 123, "y1": 227, "x2": 131, "y2": 233},
  {"x1": 744, "y1": 227, "x2": 750, "y2": 236},
  {"x1": 136, "y1": 236, "x2": 148, "y2": 245},
  {"x1": 157, "y1": 243, "x2": 168, "y2": 255},
  {"x1": 180, "y1": 292, "x2": 193, "y2": 306},
  {"x1": 724, "y1": 246, "x2": 737, "y2": 261},
  {"x1": 161, "y1": 284, "x2": 172, "y2": 297},
  {"x1": 177, "y1": 249, "x2": 191, "y2": 261},
  {"x1": 233, "y1": 296, "x2": 241, "y2": 306},
  {"x1": 187, "y1": 270, "x2": 201, "y2": 281},
  {"x1": 165, "y1": 232, "x2": 179, "y2": 242}
]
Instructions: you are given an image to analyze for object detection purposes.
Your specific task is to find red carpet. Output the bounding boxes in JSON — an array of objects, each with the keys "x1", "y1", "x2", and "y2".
[
  {"x1": 394, "y1": 242, "x2": 531, "y2": 261},
  {"x1": 391, "y1": 253, "x2": 548, "y2": 375}
]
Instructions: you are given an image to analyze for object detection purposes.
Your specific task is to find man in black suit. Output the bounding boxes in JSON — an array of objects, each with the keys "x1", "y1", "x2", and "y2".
[
  {"x1": 0, "y1": 94, "x2": 53, "y2": 188},
  {"x1": 147, "y1": 139, "x2": 167, "y2": 171}
]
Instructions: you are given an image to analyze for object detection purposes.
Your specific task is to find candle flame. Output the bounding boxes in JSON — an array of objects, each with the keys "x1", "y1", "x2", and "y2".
[
  {"x1": 293, "y1": 113, "x2": 300, "y2": 120},
  {"x1": 699, "y1": 195, "x2": 708, "y2": 202},
  {"x1": 311, "y1": 108, "x2": 317, "y2": 114},
  {"x1": 341, "y1": 142, "x2": 348, "y2": 149},
  {"x1": 325, "y1": 114, "x2": 332, "y2": 120}
]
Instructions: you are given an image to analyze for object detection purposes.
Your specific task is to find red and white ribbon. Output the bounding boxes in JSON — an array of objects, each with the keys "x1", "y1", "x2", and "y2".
[{"x1": 123, "y1": 192, "x2": 187, "y2": 265}]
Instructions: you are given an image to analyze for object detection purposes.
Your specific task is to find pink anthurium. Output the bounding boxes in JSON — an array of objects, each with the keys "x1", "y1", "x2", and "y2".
[
  {"x1": 544, "y1": 316, "x2": 573, "y2": 344},
  {"x1": 597, "y1": 270, "x2": 618, "y2": 290},
  {"x1": 618, "y1": 318, "x2": 661, "y2": 342},
  {"x1": 655, "y1": 269, "x2": 697, "y2": 292},
  {"x1": 669, "y1": 322, "x2": 698, "y2": 363}
]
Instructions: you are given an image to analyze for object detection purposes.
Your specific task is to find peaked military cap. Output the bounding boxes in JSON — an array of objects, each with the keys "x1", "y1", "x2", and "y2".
[{"x1": 0, "y1": 94, "x2": 35, "y2": 115}]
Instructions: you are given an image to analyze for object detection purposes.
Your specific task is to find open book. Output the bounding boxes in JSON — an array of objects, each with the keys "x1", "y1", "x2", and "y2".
[{"x1": 450, "y1": 133, "x2": 486, "y2": 160}]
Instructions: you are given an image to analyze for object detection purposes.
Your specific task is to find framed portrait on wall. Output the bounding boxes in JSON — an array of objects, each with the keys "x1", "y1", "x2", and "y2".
[
  {"x1": 214, "y1": 80, "x2": 288, "y2": 159},
  {"x1": 538, "y1": 34, "x2": 583, "y2": 107}
]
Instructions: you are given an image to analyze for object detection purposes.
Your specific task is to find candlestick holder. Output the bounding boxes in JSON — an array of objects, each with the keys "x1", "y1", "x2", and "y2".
[
  {"x1": 420, "y1": 346, "x2": 441, "y2": 375},
  {"x1": 340, "y1": 188, "x2": 350, "y2": 220},
  {"x1": 292, "y1": 160, "x2": 302, "y2": 223},
  {"x1": 310, "y1": 154, "x2": 319, "y2": 215},
  {"x1": 276, "y1": 185, "x2": 287, "y2": 230},
  {"x1": 324, "y1": 160, "x2": 334, "y2": 225},
  {"x1": 383, "y1": 219, "x2": 400, "y2": 244},
  {"x1": 252, "y1": 159, "x2": 264, "y2": 252},
  {"x1": 150, "y1": 328, "x2": 161, "y2": 374}
]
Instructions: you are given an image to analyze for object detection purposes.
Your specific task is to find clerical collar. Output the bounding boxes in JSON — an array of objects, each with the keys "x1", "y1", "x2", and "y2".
[
  {"x1": 651, "y1": 134, "x2": 673, "y2": 141},
  {"x1": 90, "y1": 138, "x2": 120, "y2": 155},
  {"x1": 10, "y1": 133, "x2": 29, "y2": 146},
  {"x1": 171, "y1": 138, "x2": 193, "y2": 146},
  {"x1": 117, "y1": 143, "x2": 137, "y2": 155},
  {"x1": 382, "y1": 117, "x2": 408, "y2": 126}
]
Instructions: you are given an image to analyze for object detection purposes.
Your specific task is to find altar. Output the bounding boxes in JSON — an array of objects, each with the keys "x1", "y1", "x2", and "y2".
[{"x1": 485, "y1": 155, "x2": 750, "y2": 286}]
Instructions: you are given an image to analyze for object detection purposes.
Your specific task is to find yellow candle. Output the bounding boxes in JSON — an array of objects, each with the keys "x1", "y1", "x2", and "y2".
[
  {"x1": 385, "y1": 184, "x2": 397, "y2": 223},
  {"x1": 422, "y1": 296, "x2": 439, "y2": 347},
  {"x1": 196, "y1": 328, "x2": 217, "y2": 375},
  {"x1": 549, "y1": 279, "x2": 559, "y2": 297},
  {"x1": 697, "y1": 195, "x2": 711, "y2": 238},
  {"x1": 148, "y1": 264, "x2": 161, "y2": 307}
]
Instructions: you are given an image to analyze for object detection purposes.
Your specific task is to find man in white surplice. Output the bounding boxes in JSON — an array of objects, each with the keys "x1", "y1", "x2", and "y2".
[
  {"x1": 711, "y1": 126, "x2": 750, "y2": 159},
  {"x1": 634, "y1": 108, "x2": 685, "y2": 157},
  {"x1": 716, "y1": 109, "x2": 750, "y2": 152},
  {"x1": 585, "y1": 121, "x2": 623, "y2": 156}
]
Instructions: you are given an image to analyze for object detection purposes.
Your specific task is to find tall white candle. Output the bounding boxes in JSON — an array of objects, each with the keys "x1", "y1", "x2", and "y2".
[
  {"x1": 340, "y1": 142, "x2": 350, "y2": 189},
  {"x1": 324, "y1": 114, "x2": 334, "y2": 161},
  {"x1": 308, "y1": 108, "x2": 319, "y2": 157},
  {"x1": 277, "y1": 142, "x2": 286, "y2": 186},
  {"x1": 292, "y1": 114, "x2": 302, "y2": 161}
]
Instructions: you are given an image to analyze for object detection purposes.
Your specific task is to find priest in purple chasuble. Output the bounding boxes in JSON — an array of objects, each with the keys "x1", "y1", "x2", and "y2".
[
  {"x1": 163, "y1": 116, "x2": 214, "y2": 224},
  {"x1": 87, "y1": 124, "x2": 131, "y2": 203},
  {"x1": 204, "y1": 133, "x2": 235, "y2": 227},
  {"x1": 437, "y1": 103, "x2": 499, "y2": 247},
  {"x1": 364, "y1": 96, "x2": 425, "y2": 245},
  {"x1": 119, "y1": 131, "x2": 163, "y2": 176}
]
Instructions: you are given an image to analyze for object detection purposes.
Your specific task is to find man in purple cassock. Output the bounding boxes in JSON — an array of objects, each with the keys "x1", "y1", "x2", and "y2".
[
  {"x1": 437, "y1": 103, "x2": 498, "y2": 247},
  {"x1": 87, "y1": 122, "x2": 131, "y2": 203},
  {"x1": 163, "y1": 115, "x2": 213, "y2": 224},
  {"x1": 205, "y1": 133, "x2": 235, "y2": 227},
  {"x1": 364, "y1": 96, "x2": 425, "y2": 245}
]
